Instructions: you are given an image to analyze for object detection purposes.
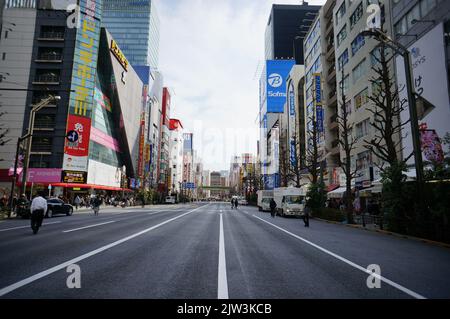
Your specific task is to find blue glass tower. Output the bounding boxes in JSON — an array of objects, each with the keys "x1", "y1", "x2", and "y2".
[{"x1": 102, "y1": 0, "x2": 160, "y2": 70}]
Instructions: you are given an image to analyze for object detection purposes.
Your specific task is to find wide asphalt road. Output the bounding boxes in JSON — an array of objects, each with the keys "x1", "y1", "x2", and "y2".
[{"x1": 0, "y1": 202, "x2": 449, "y2": 299}]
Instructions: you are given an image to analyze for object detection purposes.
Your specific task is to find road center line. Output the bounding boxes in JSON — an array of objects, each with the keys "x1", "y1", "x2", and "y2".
[
  {"x1": 252, "y1": 215, "x2": 427, "y2": 300},
  {"x1": 0, "y1": 205, "x2": 207, "y2": 297},
  {"x1": 62, "y1": 221, "x2": 117, "y2": 233},
  {"x1": 218, "y1": 213, "x2": 229, "y2": 299},
  {"x1": 0, "y1": 221, "x2": 62, "y2": 233}
]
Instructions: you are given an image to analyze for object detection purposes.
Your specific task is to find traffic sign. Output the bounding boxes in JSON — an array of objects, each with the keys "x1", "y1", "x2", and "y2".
[{"x1": 66, "y1": 130, "x2": 79, "y2": 143}]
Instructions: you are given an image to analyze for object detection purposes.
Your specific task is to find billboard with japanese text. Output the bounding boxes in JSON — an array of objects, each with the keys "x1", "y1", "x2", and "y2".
[{"x1": 396, "y1": 23, "x2": 450, "y2": 165}]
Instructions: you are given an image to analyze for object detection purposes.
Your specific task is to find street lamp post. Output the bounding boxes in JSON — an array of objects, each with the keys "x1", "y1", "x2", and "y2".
[
  {"x1": 21, "y1": 95, "x2": 61, "y2": 196},
  {"x1": 359, "y1": 28, "x2": 424, "y2": 192}
]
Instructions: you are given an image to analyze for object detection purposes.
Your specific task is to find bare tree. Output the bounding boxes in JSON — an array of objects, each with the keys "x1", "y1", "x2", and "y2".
[
  {"x1": 305, "y1": 113, "x2": 321, "y2": 184},
  {"x1": 287, "y1": 133, "x2": 303, "y2": 187},
  {"x1": 337, "y1": 67, "x2": 357, "y2": 224},
  {"x1": 279, "y1": 129, "x2": 292, "y2": 187},
  {"x1": 364, "y1": 42, "x2": 410, "y2": 166},
  {"x1": 363, "y1": 41, "x2": 413, "y2": 232}
]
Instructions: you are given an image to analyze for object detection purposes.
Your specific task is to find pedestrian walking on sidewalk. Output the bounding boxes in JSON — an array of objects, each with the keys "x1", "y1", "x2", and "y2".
[
  {"x1": 270, "y1": 198, "x2": 277, "y2": 218},
  {"x1": 74, "y1": 195, "x2": 81, "y2": 210},
  {"x1": 303, "y1": 203, "x2": 311, "y2": 227}
]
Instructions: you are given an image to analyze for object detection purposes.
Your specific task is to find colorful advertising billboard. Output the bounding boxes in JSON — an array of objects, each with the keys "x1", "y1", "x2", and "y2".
[
  {"x1": 63, "y1": 115, "x2": 92, "y2": 171},
  {"x1": 62, "y1": 0, "x2": 103, "y2": 183},
  {"x1": 266, "y1": 60, "x2": 295, "y2": 113}
]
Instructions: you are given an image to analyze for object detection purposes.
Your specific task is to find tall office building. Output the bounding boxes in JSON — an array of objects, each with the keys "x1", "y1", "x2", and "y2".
[
  {"x1": 102, "y1": 0, "x2": 160, "y2": 69},
  {"x1": 259, "y1": 3, "x2": 320, "y2": 190},
  {"x1": 265, "y1": 3, "x2": 321, "y2": 64},
  {"x1": 333, "y1": 0, "x2": 395, "y2": 189}
]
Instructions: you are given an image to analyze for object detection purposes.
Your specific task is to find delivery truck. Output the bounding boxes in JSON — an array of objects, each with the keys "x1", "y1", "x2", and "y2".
[
  {"x1": 273, "y1": 186, "x2": 306, "y2": 217},
  {"x1": 257, "y1": 190, "x2": 273, "y2": 212}
]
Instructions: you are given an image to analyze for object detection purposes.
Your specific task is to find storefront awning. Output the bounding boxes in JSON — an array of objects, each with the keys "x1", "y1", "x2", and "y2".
[
  {"x1": 327, "y1": 187, "x2": 347, "y2": 199},
  {"x1": 51, "y1": 183, "x2": 133, "y2": 192},
  {"x1": 327, "y1": 184, "x2": 340, "y2": 192}
]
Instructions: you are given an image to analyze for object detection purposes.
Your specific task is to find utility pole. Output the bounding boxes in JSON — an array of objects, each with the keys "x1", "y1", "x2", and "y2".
[{"x1": 21, "y1": 95, "x2": 61, "y2": 196}]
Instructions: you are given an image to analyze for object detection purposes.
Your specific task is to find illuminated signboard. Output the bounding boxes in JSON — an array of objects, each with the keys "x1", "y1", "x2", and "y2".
[{"x1": 110, "y1": 40, "x2": 129, "y2": 71}]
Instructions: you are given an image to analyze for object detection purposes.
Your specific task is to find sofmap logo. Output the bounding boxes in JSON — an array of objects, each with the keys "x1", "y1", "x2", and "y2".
[{"x1": 268, "y1": 73, "x2": 283, "y2": 88}]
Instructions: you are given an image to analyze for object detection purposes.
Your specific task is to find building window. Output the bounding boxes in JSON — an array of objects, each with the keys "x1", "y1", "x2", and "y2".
[
  {"x1": 356, "y1": 118, "x2": 370, "y2": 139},
  {"x1": 406, "y1": 4, "x2": 421, "y2": 30},
  {"x1": 352, "y1": 59, "x2": 366, "y2": 84},
  {"x1": 336, "y1": 2, "x2": 346, "y2": 26},
  {"x1": 371, "y1": 79, "x2": 383, "y2": 96},
  {"x1": 39, "y1": 26, "x2": 65, "y2": 40},
  {"x1": 354, "y1": 87, "x2": 369, "y2": 109},
  {"x1": 337, "y1": 25, "x2": 347, "y2": 47},
  {"x1": 394, "y1": 17, "x2": 407, "y2": 36},
  {"x1": 339, "y1": 74, "x2": 350, "y2": 95},
  {"x1": 31, "y1": 137, "x2": 53, "y2": 153},
  {"x1": 34, "y1": 70, "x2": 60, "y2": 83},
  {"x1": 350, "y1": 2, "x2": 363, "y2": 29},
  {"x1": 356, "y1": 151, "x2": 372, "y2": 171},
  {"x1": 2, "y1": 52, "x2": 5, "y2": 60},
  {"x1": 37, "y1": 48, "x2": 63, "y2": 61},
  {"x1": 34, "y1": 114, "x2": 55, "y2": 129},
  {"x1": 351, "y1": 34, "x2": 365, "y2": 56},
  {"x1": 338, "y1": 49, "x2": 349, "y2": 71},
  {"x1": 420, "y1": 0, "x2": 437, "y2": 19}
]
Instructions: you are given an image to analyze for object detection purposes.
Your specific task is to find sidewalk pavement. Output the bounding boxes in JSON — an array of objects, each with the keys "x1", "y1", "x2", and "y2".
[{"x1": 0, "y1": 203, "x2": 191, "y2": 220}]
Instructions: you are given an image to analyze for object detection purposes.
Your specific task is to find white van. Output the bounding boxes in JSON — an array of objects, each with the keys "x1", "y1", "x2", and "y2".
[
  {"x1": 257, "y1": 190, "x2": 274, "y2": 212},
  {"x1": 273, "y1": 187, "x2": 306, "y2": 217}
]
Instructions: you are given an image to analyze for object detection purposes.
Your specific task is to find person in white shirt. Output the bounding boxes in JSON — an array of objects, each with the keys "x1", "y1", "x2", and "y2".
[{"x1": 30, "y1": 191, "x2": 47, "y2": 234}]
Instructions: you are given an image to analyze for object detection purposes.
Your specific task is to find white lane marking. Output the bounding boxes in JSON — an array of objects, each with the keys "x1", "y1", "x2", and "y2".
[
  {"x1": 147, "y1": 210, "x2": 164, "y2": 215},
  {"x1": 62, "y1": 221, "x2": 117, "y2": 233},
  {"x1": 0, "y1": 205, "x2": 207, "y2": 297},
  {"x1": 0, "y1": 221, "x2": 62, "y2": 233},
  {"x1": 218, "y1": 213, "x2": 229, "y2": 299},
  {"x1": 253, "y1": 215, "x2": 426, "y2": 299}
]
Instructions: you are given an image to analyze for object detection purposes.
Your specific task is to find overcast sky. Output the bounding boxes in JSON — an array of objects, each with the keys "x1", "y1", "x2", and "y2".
[{"x1": 155, "y1": 0, "x2": 326, "y2": 172}]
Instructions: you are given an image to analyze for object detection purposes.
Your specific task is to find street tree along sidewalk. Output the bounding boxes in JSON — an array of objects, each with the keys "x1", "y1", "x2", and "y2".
[
  {"x1": 337, "y1": 66, "x2": 357, "y2": 225},
  {"x1": 364, "y1": 40, "x2": 413, "y2": 234}
]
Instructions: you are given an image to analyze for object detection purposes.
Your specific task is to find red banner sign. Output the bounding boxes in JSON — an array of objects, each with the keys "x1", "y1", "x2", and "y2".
[{"x1": 64, "y1": 115, "x2": 92, "y2": 157}]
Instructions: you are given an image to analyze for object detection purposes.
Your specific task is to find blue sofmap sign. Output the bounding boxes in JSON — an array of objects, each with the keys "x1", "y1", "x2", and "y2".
[{"x1": 266, "y1": 60, "x2": 295, "y2": 113}]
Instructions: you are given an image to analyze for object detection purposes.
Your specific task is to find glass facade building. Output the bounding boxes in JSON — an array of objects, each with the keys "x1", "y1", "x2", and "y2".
[{"x1": 102, "y1": 0, "x2": 160, "y2": 69}]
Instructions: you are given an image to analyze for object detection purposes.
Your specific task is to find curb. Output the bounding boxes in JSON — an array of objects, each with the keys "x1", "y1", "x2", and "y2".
[{"x1": 313, "y1": 218, "x2": 450, "y2": 249}]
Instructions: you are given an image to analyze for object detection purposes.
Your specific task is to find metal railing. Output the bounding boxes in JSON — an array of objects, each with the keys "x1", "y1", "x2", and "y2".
[
  {"x1": 39, "y1": 31, "x2": 64, "y2": 40},
  {"x1": 34, "y1": 74, "x2": 60, "y2": 83},
  {"x1": 37, "y1": 52, "x2": 62, "y2": 61}
]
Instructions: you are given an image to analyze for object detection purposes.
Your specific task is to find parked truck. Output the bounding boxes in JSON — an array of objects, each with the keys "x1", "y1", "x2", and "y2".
[
  {"x1": 257, "y1": 190, "x2": 274, "y2": 212},
  {"x1": 273, "y1": 186, "x2": 306, "y2": 217}
]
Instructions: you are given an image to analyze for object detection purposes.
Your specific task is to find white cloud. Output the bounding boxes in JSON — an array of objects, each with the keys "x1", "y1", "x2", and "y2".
[{"x1": 155, "y1": 0, "x2": 326, "y2": 171}]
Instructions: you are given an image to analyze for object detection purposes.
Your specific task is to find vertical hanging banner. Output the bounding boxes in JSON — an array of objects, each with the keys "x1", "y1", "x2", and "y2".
[
  {"x1": 62, "y1": 0, "x2": 103, "y2": 182},
  {"x1": 138, "y1": 114, "x2": 146, "y2": 178},
  {"x1": 314, "y1": 73, "x2": 324, "y2": 134},
  {"x1": 288, "y1": 82, "x2": 297, "y2": 167}
]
